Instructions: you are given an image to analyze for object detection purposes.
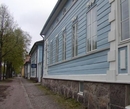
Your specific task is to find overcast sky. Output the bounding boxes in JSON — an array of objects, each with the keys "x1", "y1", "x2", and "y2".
[{"x1": 0, "y1": 0, "x2": 58, "y2": 49}]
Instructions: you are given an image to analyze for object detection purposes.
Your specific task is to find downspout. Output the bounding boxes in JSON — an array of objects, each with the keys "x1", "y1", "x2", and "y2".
[{"x1": 40, "y1": 35, "x2": 44, "y2": 83}]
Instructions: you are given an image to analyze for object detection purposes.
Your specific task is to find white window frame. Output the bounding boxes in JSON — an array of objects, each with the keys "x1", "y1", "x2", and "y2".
[
  {"x1": 87, "y1": 6, "x2": 97, "y2": 52},
  {"x1": 62, "y1": 30, "x2": 66, "y2": 60},
  {"x1": 55, "y1": 35, "x2": 59, "y2": 62},
  {"x1": 50, "y1": 40, "x2": 53, "y2": 64},
  {"x1": 72, "y1": 21, "x2": 78, "y2": 57},
  {"x1": 118, "y1": 0, "x2": 130, "y2": 43}
]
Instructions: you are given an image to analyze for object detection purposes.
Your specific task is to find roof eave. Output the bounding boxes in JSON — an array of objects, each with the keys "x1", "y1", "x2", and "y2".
[
  {"x1": 29, "y1": 40, "x2": 44, "y2": 55},
  {"x1": 40, "y1": 0, "x2": 67, "y2": 36}
]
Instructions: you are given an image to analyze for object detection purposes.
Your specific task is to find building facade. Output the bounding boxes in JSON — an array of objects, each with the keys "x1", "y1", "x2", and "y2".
[
  {"x1": 29, "y1": 40, "x2": 44, "y2": 82},
  {"x1": 24, "y1": 55, "x2": 30, "y2": 79},
  {"x1": 40, "y1": 0, "x2": 130, "y2": 108}
]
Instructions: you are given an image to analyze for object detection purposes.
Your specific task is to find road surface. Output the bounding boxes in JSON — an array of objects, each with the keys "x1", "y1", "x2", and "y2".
[{"x1": 0, "y1": 77, "x2": 63, "y2": 109}]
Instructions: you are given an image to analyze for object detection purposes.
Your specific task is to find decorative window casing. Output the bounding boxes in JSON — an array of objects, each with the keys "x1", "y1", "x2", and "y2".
[
  {"x1": 55, "y1": 35, "x2": 59, "y2": 62},
  {"x1": 63, "y1": 7, "x2": 66, "y2": 15},
  {"x1": 120, "y1": 0, "x2": 130, "y2": 41},
  {"x1": 56, "y1": 17, "x2": 59, "y2": 24},
  {"x1": 72, "y1": 0, "x2": 77, "y2": 4},
  {"x1": 50, "y1": 40, "x2": 53, "y2": 64},
  {"x1": 72, "y1": 19, "x2": 78, "y2": 57},
  {"x1": 87, "y1": 6, "x2": 97, "y2": 52},
  {"x1": 62, "y1": 30, "x2": 66, "y2": 60}
]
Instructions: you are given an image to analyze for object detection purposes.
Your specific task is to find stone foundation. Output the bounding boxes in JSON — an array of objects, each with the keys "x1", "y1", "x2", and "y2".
[
  {"x1": 30, "y1": 77, "x2": 38, "y2": 82},
  {"x1": 42, "y1": 78, "x2": 130, "y2": 109}
]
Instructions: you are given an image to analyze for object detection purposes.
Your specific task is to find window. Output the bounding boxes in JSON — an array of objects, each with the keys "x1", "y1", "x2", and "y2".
[
  {"x1": 50, "y1": 40, "x2": 53, "y2": 64},
  {"x1": 55, "y1": 36, "x2": 59, "y2": 62},
  {"x1": 72, "y1": 21, "x2": 78, "y2": 57},
  {"x1": 62, "y1": 30, "x2": 66, "y2": 60},
  {"x1": 79, "y1": 82, "x2": 84, "y2": 95},
  {"x1": 45, "y1": 40, "x2": 48, "y2": 67},
  {"x1": 87, "y1": 6, "x2": 97, "y2": 52},
  {"x1": 120, "y1": 0, "x2": 130, "y2": 40},
  {"x1": 32, "y1": 71, "x2": 35, "y2": 76}
]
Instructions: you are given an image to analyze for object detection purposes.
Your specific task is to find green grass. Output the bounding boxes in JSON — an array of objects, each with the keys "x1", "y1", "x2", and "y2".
[{"x1": 36, "y1": 84, "x2": 85, "y2": 109}]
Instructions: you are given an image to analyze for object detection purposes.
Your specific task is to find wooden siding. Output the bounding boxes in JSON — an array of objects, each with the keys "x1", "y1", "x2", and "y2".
[
  {"x1": 46, "y1": 0, "x2": 110, "y2": 75},
  {"x1": 48, "y1": 49, "x2": 109, "y2": 75}
]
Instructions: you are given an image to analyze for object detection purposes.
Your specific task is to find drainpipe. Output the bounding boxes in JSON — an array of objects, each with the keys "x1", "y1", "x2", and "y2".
[{"x1": 40, "y1": 35, "x2": 44, "y2": 83}]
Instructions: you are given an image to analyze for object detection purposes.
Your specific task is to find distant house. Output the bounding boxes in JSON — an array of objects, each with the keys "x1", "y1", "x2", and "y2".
[
  {"x1": 40, "y1": 0, "x2": 130, "y2": 108},
  {"x1": 21, "y1": 67, "x2": 24, "y2": 77},
  {"x1": 24, "y1": 55, "x2": 30, "y2": 79},
  {"x1": 29, "y1": 40, "x2": 44, "y2": 82}
]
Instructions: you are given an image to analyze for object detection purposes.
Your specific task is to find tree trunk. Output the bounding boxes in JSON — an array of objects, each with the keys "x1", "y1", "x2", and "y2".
[
  {"x1": 0, "y1": 53, "x2": 2, "y2": 81},
  {"x1": 9, "y1": 63, "x2": 12, "y2": 78},
  {"x1": 3, "y1": 61, "x2": 6, "y2": 80},
  {"x1": 6, "y1": 62, "x2": 10, "y2": 79}
]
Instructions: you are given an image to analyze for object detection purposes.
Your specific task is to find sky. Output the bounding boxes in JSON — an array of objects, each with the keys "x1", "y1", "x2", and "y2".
[{"x1": 0, "y1": 0, "x2": 58, "y2": 49}]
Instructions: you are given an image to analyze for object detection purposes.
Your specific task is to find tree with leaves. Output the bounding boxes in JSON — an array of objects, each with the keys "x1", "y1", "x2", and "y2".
[{"x1": 0, "y1": 4, "x2": 31, "y2": 80}]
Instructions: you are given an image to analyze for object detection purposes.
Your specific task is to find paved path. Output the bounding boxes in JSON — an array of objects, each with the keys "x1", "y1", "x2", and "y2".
[{"x1": 0, "y1": 77, "x2": 63, "y2": 109}]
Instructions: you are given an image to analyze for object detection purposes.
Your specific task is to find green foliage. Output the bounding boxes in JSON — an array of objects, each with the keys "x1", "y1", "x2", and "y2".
[{"x1": 0, "y1": 4, "x2": 31, "y2": 74}]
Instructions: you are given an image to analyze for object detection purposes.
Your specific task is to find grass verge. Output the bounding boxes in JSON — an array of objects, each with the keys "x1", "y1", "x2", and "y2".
[{"x1": 36, "y1": 84, "x2": 85, "y2": 109}]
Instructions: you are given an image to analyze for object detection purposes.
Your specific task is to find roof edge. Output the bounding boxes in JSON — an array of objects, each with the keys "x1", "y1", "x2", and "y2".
[
  {"x1": 29, "y1": 40, "x2": 44, "y2": 55},
  {"x1": 40, "y1": 0, "x2": 67, "y2": 36}
]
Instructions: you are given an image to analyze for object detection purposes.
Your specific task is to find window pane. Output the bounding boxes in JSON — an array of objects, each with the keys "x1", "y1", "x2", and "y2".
[
  {"x1": 121, "y1": 0, "x2": 129, "y2": 20},
  {"x1": 72, "y1": 42, "x2": 74, "y2": 56},
  {"x1": 55, "y1": 37, "x2": 59, "y2": 62},
  {"x1": 73, "y1": 25, "x2": 76, "y2": 36},
  {"x1": 87, "y1": 6, "x2": 97, "y2": 52},
  {"x1": 91, "y1": 21, "x2": 97, "y2": 37},
  {"x1": 121, "y1": 19, "x2": 129, "y2": 40},
  {"x1": 87, "y1": 25, "x2": 91, "y2": 38},
  {"x1": 92, "y1": 36, "x2": 97, "y2": 50},
  {"x1": 87, "y1": 38, "x2": 91, "y2": 51},
  {"x1": 50, "y1": 41, "x2": 53, "y2": 64},
  {"x1": 64, "y1": 34, "x2": 66, "y2": 59},
  {"x1": 92, "y1": 7, "x2": 97, "y2": 22},
  {"x1": 72, "y1": 22, "x2": 78, "y2": 57},
  {"x1": 79, "y1": 82, "x2": 84, "y2": 92},
  {"x1": 94, "y1": 21, "x2": 97, "y2": 35},
  {"x1": 62, "y1": 34, "x2": 65, "y2": 60},
  {"x1": 87, "y1": 12, "x2": 91, "y2": 26},
  {"x1": 95, "y1": 36, "x2": 97, "y2": 49}
]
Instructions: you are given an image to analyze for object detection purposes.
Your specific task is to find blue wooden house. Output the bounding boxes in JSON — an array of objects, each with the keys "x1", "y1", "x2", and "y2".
[
  {"x1": 24, "y1": 55, "x2": 30, "y2": 79},
  {"x1": 29, "y1": 40, "x2": 44, "y2": 82},
  {"x1": 40, "y1": 0, "x2": 130, "y2": 108}
]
